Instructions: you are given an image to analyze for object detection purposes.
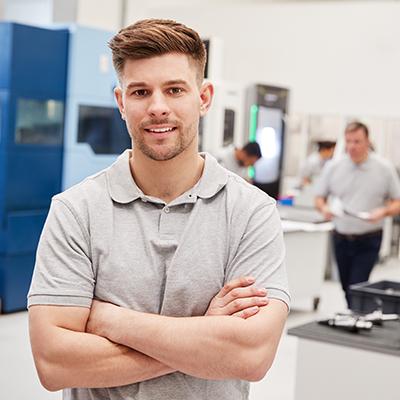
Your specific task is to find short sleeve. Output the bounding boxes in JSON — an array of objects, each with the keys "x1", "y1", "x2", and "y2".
[
  {"x1": 28, "y1": 199, "x2": 95, "y2": 308},
  {"x1": 225, "y1": 203, "x2": 290, "y2": 310}
]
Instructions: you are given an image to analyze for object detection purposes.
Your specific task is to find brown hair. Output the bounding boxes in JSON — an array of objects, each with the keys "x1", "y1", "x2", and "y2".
[
  {"x1": 345, "y1": 121, "x2": 369, "y2": 138},
  {"x1": 109, "y1": 19, "x2": 207, "y2": 84}
]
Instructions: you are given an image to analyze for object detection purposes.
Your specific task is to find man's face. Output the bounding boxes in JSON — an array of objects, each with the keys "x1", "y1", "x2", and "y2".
[
  {"x1": 320, "y1": 147, "x2": 335, "y2": 160},
  {"x1": 115, "y1": 53, "x2": 212, "y2": 161},
  {"x1": 242, "y1": 155, "x2": 258, "y2": 167},
  {"x1": 237, "y1": 151, "x2": 258, "y2": 167},
  {"x1": 345, "y1": 128, "x2": 370, "y2": 163}
]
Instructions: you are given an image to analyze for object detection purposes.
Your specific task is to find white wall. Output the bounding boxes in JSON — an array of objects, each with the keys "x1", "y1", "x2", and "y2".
[
  {"x1": 76, "y1": 0, "x2": 122, "y2": 31},
  {"x1": 2, "y1": 0, "x2": 122, "y2": 30},
  {"x1": 0, "y1": 0, "x2": 5, "y2": 20},
  {"x1": 130, "y1": 1, "x2": 400, "y2": 118},
  {"x1": 4, "y1": 0, "x2": 52, "y2": 25},
  {"x1": 52, "y1": 0, "x2": 77, "y2": 24}
]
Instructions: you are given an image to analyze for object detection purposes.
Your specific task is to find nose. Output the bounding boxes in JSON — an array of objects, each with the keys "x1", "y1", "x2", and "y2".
[{"x1": 147, "y1": 91, "x2": 170, "y2": 118}]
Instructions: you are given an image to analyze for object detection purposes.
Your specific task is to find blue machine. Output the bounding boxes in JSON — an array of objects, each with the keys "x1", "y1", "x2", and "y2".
[
  {"x1": 62, "y1": 26, "x2": 130, "y2": 190},
  {"x1": 0, "y1": 22, "x2": 68, "y2": 312}
]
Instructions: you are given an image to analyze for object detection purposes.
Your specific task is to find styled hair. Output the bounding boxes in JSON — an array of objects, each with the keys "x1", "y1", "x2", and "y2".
[
  {"x1": 242, "y1": 142, "x2": 262, "y2": 159},
  {"x1": 109, "y1": 19, "x2": 207, "y2": 84},
  {"x1": 345, "y1": 121, "x2": 369, "y2": 138}
]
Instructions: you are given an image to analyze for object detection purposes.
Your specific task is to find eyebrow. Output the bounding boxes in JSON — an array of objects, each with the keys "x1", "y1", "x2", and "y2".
[
  {"x1": 163, "y1": 79, "x2": 189, "y2": 86},
  {"x1": 125, "y1": 79, "x2": 189, "y2": 90},
  {"x1": 125, "y1": 82, "x2": 147, "y2": 91}
]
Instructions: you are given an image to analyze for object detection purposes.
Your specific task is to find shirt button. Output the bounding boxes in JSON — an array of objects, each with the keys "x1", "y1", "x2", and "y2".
[{"x1": 164, "y1": 206, "x2": 170, "y2": 213}]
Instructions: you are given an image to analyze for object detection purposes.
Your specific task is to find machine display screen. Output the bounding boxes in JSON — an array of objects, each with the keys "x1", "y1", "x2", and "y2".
[
  {"x1": 254, "y1": 106, "x2": 283, "y2": 183},
  {"x1": 15, "y1": 98, "x2": 64, "y2": 145},
  {"x1": 77, "y1": 105, "x2": 130, "y2": 154}
]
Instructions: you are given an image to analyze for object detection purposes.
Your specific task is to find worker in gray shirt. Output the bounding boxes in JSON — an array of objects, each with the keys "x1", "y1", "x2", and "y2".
[
  {"x1": 300, "y1": 140, "x2": 336, "y2": 187},
  {"x1": 216, "y1": 142, "x2": 262, "y2": 180},
  {"x1": 28, "y1": 19, "x2": 290, "y2": 400},
  {"x1": 315, "y1": 121, "x2": 400, "y2": 308}
]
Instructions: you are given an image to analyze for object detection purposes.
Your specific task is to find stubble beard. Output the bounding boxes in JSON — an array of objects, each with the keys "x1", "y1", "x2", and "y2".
[{"x1": 131, "y1": 121, "x2": 198, "y2": 161}]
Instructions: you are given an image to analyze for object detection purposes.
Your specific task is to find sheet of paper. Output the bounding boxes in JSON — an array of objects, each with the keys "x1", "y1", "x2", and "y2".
[
  {"x1": 282, "y1": 220, "x2": 334, "y2": 232},
  {"x1": 329, "y1": 197, "x2": 371, "y2": 220}
]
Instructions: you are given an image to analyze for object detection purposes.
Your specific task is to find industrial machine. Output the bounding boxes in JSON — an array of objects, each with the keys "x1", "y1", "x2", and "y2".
[
  {"x1": 246, "y1": 84, "x2": 289, "y2": 199},
  {"x1": 201, "y1": 81, "x2": 244, "y2": 155},
  {"x1": 62, "y1": 25, "x2": 130, "y2": 190},
  {"x1": 0, "y1": 22, "x2": 68, "y2": 312},
  {"x1": 198, "y1": 37, "x2": 224, "y2": 152}
]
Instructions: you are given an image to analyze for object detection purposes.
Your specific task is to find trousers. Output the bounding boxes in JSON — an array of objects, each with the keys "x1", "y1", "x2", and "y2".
[{"x1": 333, "y1": 230, "x2": 383, "y2": 308}]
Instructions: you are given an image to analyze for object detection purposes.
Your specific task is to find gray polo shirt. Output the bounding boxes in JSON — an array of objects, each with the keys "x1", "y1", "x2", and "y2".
[
  {"x1": 315, "y1": 153, "x2": 400, "y2": 234},
  {"x1": 28, "y1": 150, "x2": 290, "y2": 400},
  {"x1": 300, "y1": 152, "x2": 326, "y2": 182}
]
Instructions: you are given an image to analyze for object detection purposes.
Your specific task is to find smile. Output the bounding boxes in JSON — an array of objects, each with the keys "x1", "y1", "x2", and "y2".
[
  {"x1": 143, "y1": 126, "x2": 177, "y2": 139},
  {"x1": 145, "y1": 127, "x2": 176, "y2": 133}
]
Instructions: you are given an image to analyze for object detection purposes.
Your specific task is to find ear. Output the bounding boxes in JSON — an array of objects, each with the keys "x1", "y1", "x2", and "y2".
[
  {"x1": 199, "y1": 81, "x2": 214, "y2": 117},
  {"x1": 114, "y1": 86, "x2": 126, "y2": 120}
]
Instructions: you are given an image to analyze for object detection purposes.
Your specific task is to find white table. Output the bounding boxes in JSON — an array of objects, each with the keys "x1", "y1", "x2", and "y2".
[
  {"x1": 289, "y1": 321, "x2": 400, "y2": 400},
  {"x1": 280, "y1": 214, "x2": 333, "y2": 311}
]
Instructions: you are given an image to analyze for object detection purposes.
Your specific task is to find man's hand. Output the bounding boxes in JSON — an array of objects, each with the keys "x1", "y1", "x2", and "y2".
[
  {"x1": 206, "y1": 276, "x2": 269, "y2": 319},
  {"x1": 367, "y1": 207, "x2": 387, "y2": 223},
  {"x1": 87, "y1": 276, "x2": 269, "y2": 337},
  {"x1": 320, "y1": 204, "x2": 334, "y2": 220},
  {"x1": 315, "y1": 197, "x2": 334, "y2": 221}
]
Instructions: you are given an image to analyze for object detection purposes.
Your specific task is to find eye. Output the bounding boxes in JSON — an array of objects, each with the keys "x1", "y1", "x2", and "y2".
[
  {"x1": 168, "y1": 87, "x2": 183, "y2": 95},
  {"x1": 132, "y1": 89, "x2": 148, "y2": 97}
]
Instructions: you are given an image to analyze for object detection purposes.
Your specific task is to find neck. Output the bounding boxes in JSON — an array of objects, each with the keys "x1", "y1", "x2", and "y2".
[
  {"x1": 129, "y1": 148, "x2": 205, "y2": 204},
  {"x1": 351, "y1": 152, "x2": 369, "y2": 165}
]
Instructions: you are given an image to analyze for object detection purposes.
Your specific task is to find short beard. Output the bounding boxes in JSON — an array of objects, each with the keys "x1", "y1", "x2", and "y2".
[{"x1": 132, "y1": 122, "x2": 197, "y2": 161}]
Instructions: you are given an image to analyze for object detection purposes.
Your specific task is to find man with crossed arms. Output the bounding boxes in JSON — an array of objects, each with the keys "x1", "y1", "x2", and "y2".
[{"x1": 28, "y1": 19, "x2": 290, "y2": 400}]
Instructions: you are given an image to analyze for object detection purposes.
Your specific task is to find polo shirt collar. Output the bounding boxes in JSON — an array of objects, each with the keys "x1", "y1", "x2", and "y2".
[
  {"x1": 192, "y1": 152, "x2": 228, "y2": 199},
  {"x1": 106, "y1": 150, "x2": 142, "y2": 204},
  {"x1": 106, "y1": 150, "x2": 228, "y2": 204}
]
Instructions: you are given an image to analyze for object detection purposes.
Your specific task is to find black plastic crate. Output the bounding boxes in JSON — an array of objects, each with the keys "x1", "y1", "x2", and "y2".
[{"x1": 350, "y1": 280, "x2": 400, "y2": 314}]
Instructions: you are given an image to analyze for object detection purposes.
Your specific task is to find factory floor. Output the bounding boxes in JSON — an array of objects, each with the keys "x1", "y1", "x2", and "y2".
[{"x1": 1, "y1": 257, "x2": 399, "y2": 400}]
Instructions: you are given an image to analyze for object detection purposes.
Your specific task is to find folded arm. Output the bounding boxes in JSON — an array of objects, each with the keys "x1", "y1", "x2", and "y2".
[
  {"x1": 87, "y1": 298, "x2": 288, "y2": 382},
  {"x1": 29, "y1": 276, "x2": 269, "y2": 390},
  {"x1": 29, "y1": 305, "x2": 174, "y2": 391}
]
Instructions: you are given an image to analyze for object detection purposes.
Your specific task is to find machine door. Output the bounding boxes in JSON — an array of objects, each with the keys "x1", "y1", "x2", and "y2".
[
  {"x1": 254, "y1": 106, "x2": 283, "y2": 183},
  {"x1": 77, "y1": 104, "x2": 130, "y2": 155},
  {"x1": 7, "y1": 96, "x2": 65, "y2": 211}
]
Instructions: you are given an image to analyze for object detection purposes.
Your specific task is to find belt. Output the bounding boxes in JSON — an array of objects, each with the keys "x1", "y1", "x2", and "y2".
[{"x1": 334, "y1": 230, "x2": 383, "y2": 241}]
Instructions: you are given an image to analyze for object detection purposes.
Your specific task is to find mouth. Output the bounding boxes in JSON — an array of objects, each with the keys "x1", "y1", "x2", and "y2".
[{"x1": 144, "y1": 125, "x2": 177, "y2": 139}]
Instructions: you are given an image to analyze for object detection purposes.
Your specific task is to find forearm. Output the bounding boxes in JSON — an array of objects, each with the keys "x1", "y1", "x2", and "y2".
[
  {"x1": 98, "y1": 309, "x2": 267, "y2": 381},
  {"x1": 385, "y1": 199, "x2": 400, "y2": 217},
  {"x1": 31, "y1": 322, "x2": 173, "y2": 391},
  {"x1": 315, "y1": 196, "x2": 327, "y2": 213}
]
